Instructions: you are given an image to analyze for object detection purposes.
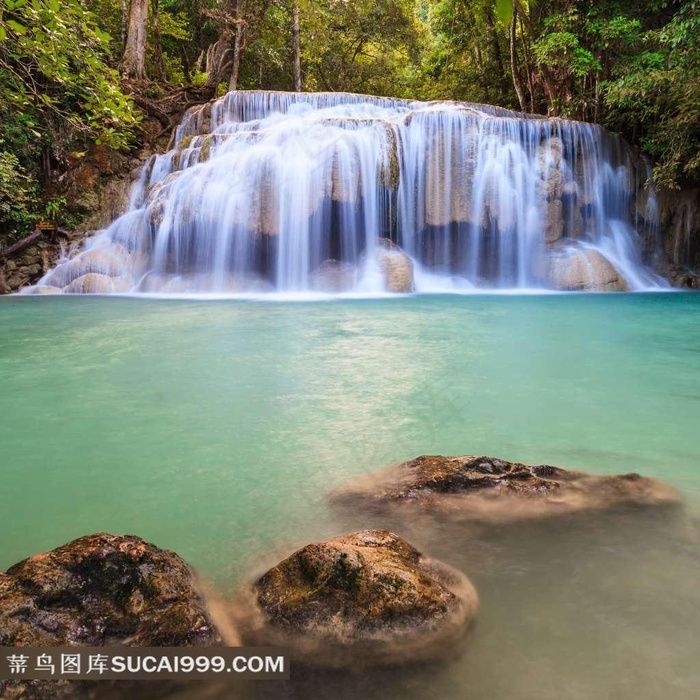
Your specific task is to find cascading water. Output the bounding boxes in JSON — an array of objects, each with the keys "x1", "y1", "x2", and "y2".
[{"x1": 32, "y1": 91, "x2": 668, "y2": 295}]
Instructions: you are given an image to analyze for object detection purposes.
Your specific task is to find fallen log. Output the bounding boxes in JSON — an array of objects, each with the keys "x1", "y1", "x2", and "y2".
[
  {"x1": 0, "y1": 227, "x2": 70, "y2": 259},
  {"x1": 0, "y1": 229, "x2": 43, "y2": 259}
]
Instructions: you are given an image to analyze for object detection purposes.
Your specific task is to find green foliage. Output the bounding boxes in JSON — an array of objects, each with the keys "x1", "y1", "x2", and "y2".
[
  {"x1": 0, "y1": 0, "x2": 140, "y2": 241},
  {"x1": 43, "y1": 195, "x2": 68, "y2": 223},
  {"x1": 0, "y1": 0, "x2": 139, "y2": 150},
  {"x1": 0, "y1": 0, "x2": 697, "y2": 247},
  {"x1": 417, "y1": 0, "x2": 698, "y2": 187},
  {"x1": 298, "y1": 0, "x2": 422, "y2": 96},
  {"x1": 604, "y1": 0, "x2": 700, "y2": 187},
  {"x1": 533, "y1": 30, "x2": 600, "y2": 78},
  {"x1": 0, "y1": 150, "x2": 36, "y2": 239}
]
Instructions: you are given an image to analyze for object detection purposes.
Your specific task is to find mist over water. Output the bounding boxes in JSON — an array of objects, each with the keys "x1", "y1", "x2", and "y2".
[{"x1": 35, "y1": 91, "x2": 666, "y2": 294}]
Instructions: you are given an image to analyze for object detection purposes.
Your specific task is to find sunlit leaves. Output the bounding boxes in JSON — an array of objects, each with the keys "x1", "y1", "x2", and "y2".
[
  {"x1": 0, "y1": 0, "x2": 139, "y2": 150},
  {"x1": 494, "y1": 0, "x2": 512, "y2": 26}
]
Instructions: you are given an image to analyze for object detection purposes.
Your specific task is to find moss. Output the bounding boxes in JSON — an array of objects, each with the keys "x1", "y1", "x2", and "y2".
[
  {"x1": 199, "y1": 135, "x2": 213, "y2": 163},
  {"x1": 177, "y1": 134, "x2": 194, "y2": 150},
  {"x1": 380, "y1": 126, "x2": 400, "y2": 191}
]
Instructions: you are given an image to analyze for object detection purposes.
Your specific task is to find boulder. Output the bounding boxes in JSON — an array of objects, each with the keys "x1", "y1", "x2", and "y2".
[
  {"x1": 139, "y1": 271, "x2": 274, "y2": 294},
  {"x1": 335, "y1": 455, "x2": 680, "y2": 524},
  {"x1": 538, "y1": 136, "x2": 564, "y2": 170},
  {"x1": 330, "y1": 151, "x2": 361, "y2": 204},
  {"x1": 377, "y1": 239, "x2": 415, "y2": 293},
  {"x1": 42, "y1": 246, "x2": 132, "y2": 288},
  {"x1": 424, "y1": 117, "x2": 478, "y2": 227},
  {"x1": 310, "y1": 259, "x2": 357, "y2": 292},
  {"x1": 240, "y1": 529, "x2": 477, "y2": 668},
  {"x1": 63, "y1": 272, "x2": 131, "y2": 294},
  {"x1": 30, "y1": 285, "x2": 62, "y2": 295},
  {"x1": 544, "y1": 198, "x2": 565, "y2": 244},
  {"x1": 547, "y1": 246, "x2": 629, "y2": 291},
  {"x1": 0, "y1": 533, "x2": 222, "y2": 647}
]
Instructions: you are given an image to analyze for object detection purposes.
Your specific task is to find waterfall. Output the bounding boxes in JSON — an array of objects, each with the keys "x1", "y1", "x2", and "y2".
[{"x1": 31, "y1": 90, "x2": 668, "y2": 295}]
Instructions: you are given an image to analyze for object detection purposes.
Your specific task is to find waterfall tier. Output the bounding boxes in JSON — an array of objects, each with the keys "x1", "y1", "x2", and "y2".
[{"x1": 32, "y1": 90, "x2": 667, "y2": 295}]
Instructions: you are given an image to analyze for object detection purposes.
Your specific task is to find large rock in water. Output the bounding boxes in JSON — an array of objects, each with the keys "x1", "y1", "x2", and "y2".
[
  {"x1": 548, "y1": 246, "x2": 629, "y2": 291},
  {"x1": 377, "y1": 238, "x2": 415, "y2": 293},
  {"x1": 0, "y1": 533, "x2": 222, "y2": 646},
  {"x1": 335, "y1": 455, "x2": 680, "y2": 523},
  {"x1": 240, "y1": 529, "x2": 477, "y2": 668},
  {"x1": 310, "y1": 259, "x2": 357, "y2": 292}
]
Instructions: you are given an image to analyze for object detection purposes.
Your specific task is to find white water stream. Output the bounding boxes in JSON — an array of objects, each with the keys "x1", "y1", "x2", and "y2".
[{"x1": 33, "y1": 91, "x2": 667, "y2": 294}]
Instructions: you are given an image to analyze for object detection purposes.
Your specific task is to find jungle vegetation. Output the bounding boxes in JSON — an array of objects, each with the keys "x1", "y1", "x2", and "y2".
[{"x1": 0, "y1": 0, "x2": 698, "y2": 242}]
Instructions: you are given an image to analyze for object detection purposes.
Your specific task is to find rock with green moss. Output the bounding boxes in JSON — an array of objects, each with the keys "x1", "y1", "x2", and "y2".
[
  {"x1": 0, "y1": 533, "x2": 222, "y2": 647},
  {"x1": 241, "y1": 529, "x2": 477, "y2": 668},
  {"x1": 335, "y1": 455, "x2": 681, "y2": 523}
]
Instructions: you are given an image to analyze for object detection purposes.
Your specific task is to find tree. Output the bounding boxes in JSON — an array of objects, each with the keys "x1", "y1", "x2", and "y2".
[
  {"x1": 229, "y1": 0, "x2": 244, "y2": 90},
  {"x1": 151, "y1": 0, "x2": 166, "y2": 81},
  {"x1": 0, "y1": 0, "x2": 138, "y2": 240},
  {"x1": 292, "y1": 0, "x2": 301, "y2": 90},
  {"x1": 228, "y1": 0, "x2": 273, "y2": 90},
  {"x1": 123, "y1": 0, "x2": 149, "y2": 79},
  {"x1": 509, "y1": 7, "x2": 526, "y2": 111},
  {"x1": 604, "y1": 0, "x2": 700, "y2": 188}
]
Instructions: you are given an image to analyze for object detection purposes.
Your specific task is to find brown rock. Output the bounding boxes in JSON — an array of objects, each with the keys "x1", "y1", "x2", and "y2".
[
  {"x1": 63, "y1": 272, "x2": 131, "y2": 294},
  {"x1": 89, "y1": 144, "x2": 129, "y2": 176},
  {"x1": 544, "y1": 198, "x2": 565, "y2": 244},
  {"x1": 310, "y1": 259, "x2": 357, "y2": 292},
  {"x1": 0, "y1": 533, "x2": 222, "y2": 647},
  {"x1": 77, "y1": 176, "x2": 134, "y2": 232},
  {"x1": 335, "y1": 455, "x2": 680, "y2": 523},
  {"x1": 71, "y1": 163, "x2": 100, "y2": 192},
  {"x1": 42, "y1": 246, "x2": 132, "y2": 289},
  {"x1": 547, "y1": 246, "x2": 629, "y2": 291},
  {"x1": 31, "y1": 285, "x2": 62, "y2": 295},
  {"x1": 377, "y1": 239, "x2": 415, "y2": 293},
  {"x1": 240, "y1": 529, "x2": 477, "y2": 668}
]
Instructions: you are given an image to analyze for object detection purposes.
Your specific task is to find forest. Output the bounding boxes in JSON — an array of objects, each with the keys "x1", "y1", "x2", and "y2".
[{"x1": 0, "y1": 0, "x2": 698, "y2": 244}]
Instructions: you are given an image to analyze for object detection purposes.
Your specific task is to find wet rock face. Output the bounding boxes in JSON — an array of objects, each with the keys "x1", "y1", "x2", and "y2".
[
  {"x1": 310, "y1": 259, "x2": 357, "y2": 292},
  {"x1": 377, "y1": 238, "x2": 415, "y2": 293},
  {"x1": 0, "y1": 234, "x2": 73, "y2": 293},
  {"x1": 0, "y1": 533, "x2": 221, "y2": 647},
  {"x1": 243, "y1": 529, "x2": 477, "y2": 667},
  {"x1": 28, "y1": 243, "x2": 141, "y2": 294},
  {"x1": 547, "y1": 245, "x2": 629, "y2": 291},
  {"x1": 657, "y1": 186, "x2": 700, "y2": 284},
  {"x1": 336, "y1": 455, "x2": 680, "y2": 523}
]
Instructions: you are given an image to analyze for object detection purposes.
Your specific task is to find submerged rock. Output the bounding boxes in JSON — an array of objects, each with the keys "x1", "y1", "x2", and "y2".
[
  {"x1": 377, "y1": 238, "x2": 415, "y2": 293},
  {"x1": 310, "y1": 259, "x2": 357, "y2": 292},
  {"x1": 335, "y1": 455, "x2": 680, "y2": 523},
  {"x1": 31, "y1": 285, "x2": 62, "y2": 295},
  {"x1": 63, "y1": 272, "x2": 131, "y2": 294},
  {"x1": 0, "y1": 533, "x2": 222, "y2": 646},
  {"x1": 239, "y1": 529, "x2": 477, "y2": 668},
  {"x1": 41, "y1": 245, "x2": 133, "y2": 290},
  {"x1": 548, "y1": 245, "x2": 629, "y2": 291}
]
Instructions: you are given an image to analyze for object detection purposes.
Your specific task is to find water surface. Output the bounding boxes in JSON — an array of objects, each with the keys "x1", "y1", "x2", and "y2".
[{"x1": 1, "y1": 293, "x2": 699, "y2": 699}]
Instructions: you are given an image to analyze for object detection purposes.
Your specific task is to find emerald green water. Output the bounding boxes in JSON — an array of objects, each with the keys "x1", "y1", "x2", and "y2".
[{"x1": 1, "y1": 293, "x2": 700, "y2": 699}]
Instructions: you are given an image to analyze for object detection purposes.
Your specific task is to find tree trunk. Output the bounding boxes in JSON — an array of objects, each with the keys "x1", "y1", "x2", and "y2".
[
  {"x1": 229, "y1": 0, "x2": 243, "y2": 91},
  {"x1": 205, "y1": 33, "x2": 232, "y2": 87},
  {"x1": 484, "y1": 8, "x2": 507, "y2": 100},
  {"x1": 120, "y1": 0, "x2": 128, "y2": 51},
  {"x1": 151, "y1": 0, "x2": 166, "y2": 81},
  {"x1": 123, "y1": 0, "x2": 149, "y2": 79},
  {"x1": 509, "y1": 11, "x2": 526, "y2": 112},
  {"x1": 181, "y1": 47, "x2": 192, "y2": 83},
  {"x1": 292, "y1": 0, "x2": 302, "y2": 92},
  {"x1": 517, "y1": 7, "x2": 536, "y2": 113}
]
